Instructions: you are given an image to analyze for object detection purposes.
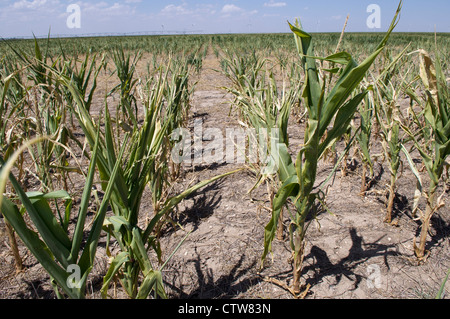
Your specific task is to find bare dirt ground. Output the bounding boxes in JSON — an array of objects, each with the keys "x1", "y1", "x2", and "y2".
[{"x1": 0, "y1": 48, "x2": 449, "y2": 299}]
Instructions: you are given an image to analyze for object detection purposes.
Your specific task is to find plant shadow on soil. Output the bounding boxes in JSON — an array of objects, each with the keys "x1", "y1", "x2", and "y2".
[
  {"x1": 166, "y1": 252, "x2": 260, "y2": 299},
  {"x1": 163, "y1": 227, "x2": 402, "y2": 299},
  {"x1": 167, "y1": 178, "x2": 225, "y2": 234},
  {"x1": 303, "y1": 227, "x2": 399, "y2": 292}
]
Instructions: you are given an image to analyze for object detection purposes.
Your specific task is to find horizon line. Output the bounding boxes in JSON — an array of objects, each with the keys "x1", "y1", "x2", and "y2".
[{"x1": 2, "y1": 30, "x2": 449, "y2": 40}]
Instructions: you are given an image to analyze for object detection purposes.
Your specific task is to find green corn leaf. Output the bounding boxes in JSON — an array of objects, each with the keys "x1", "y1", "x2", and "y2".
[
  {"x1": 131, "y1": 227, "x2": 154, "y2": 276},
  {"x1": 136, "y1": 270, "x2": 167, "y2": 300},
  {"x1": 322, "y1": 67, "x2": 341, "y2": 74},
  {"x1": 107, "y1": 215, "x2": 132, "y2": 233},
  {"x1": 77, "y1": 136, "x2": 127, "y2": 274},
  {"x1": 262, "y1": 175, "x2": 299, "y2": 263},
  {"x1": 26, "y1": 190, "x2": 73, "y2": 231},
  {"x1": 104, "y1": 105, "x2": 129, "y2": 207},
  {"x1": 320, "y1": 1, "x2": 401, "y2": 134},
  {"x1": 27, "y1": 195, "x2": 72, "y2": 249},
  {"x1": 69, "y1": 127, "x2": 101, "y2": 264},
  {"x1": 25, "y1": 190, "x2": 72, "y2": 201},
  {"x1": 320, "y1": 47, "x2": 383, "y2": 135},
  {"x1": 300, "y1": 118, "x2": 320, "y2": 197},
  {"x1": 131, "y1": 227, "x2": 169, "y2": 299},
  {"x1": 100, "y1": 251, "x2": 130, "y2": 298},
  {"x1": 436, "y1": 268, "x2": 450, "y2": 299},
  {"x1": 1, "y1": 157, "x2": 71, "y2": 267},
  {"x1": 277, "y1": 143, "x2": 296, "y2": 183},
  {"x1": 0, "y1": 197, "x2": 79, "y2": 298},
  {"x1": 319, "y1": 92, "x2": 367, "y2": 158},
  {"x1": 301, "y1": 51, "x2": 353, "y2": 65}
]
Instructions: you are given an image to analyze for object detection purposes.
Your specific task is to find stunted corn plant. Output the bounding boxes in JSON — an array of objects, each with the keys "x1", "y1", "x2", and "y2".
[
  {"x1": 0, "y1": 53, "x2": 35, "y2": 273},
  {"x1": 59, "y1": 49, "x2": 106, "y2": 115},
  {"x1": 355, "y1": 85, "x2": 375, "y2": 194},
  {"x1": 220, "y1": 48, "x2": 299, "y2": 236},
  {"x1": 0, "y1": 132, "x2": 122, "y2": 299},
  {"x1": 220, "y1": 49, "x2": 266, "y2": 98},
  {"x1": 1, "y1": 40, "x2": 88, "y2": 273},
  {"x1": 372, "y1": 45, "x2": 411, "y2": 223},
  {"x1": 163, "y1": 57, "x2": 195, "y2": 181},
  {"x1": 262, "y1": 2, "x2": 402, "y2": 296},
  {"x1": 401, "y1": 47, "x2": 449, "y2": 261},
  {"x1": 49, "y1": 58, "x2": 239, "y2": 299},
  {"x1": 4, "y1": 37, "x2": 83, "y2": 192},
  {"x1": 110, "y1": 47, "x2": 142, "y2": 130},
  {"x1": 224, "y1": 63, "x2": 298, "y2": 240},
  {"x1": 0, "y1": 58, "x2": 28, "y2": 166}
]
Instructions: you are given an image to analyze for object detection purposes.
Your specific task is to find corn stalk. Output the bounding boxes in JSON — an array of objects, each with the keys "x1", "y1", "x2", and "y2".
[
  {"x1": 110, "y1": 48, "x2": 142, "y2": 131},
  {"x1": 222, "y1": 53, "x2": 298, "y2": 241},
  {"x1": 401, "y1": 48, "x2": 449, "y2": 261},
  {"x1": 371, "y1": 45, "x2": 411, "y2": 223},
  {"x1": 262, "y1": 2, "x2": 402, "y2": 296},
  {"x1": 356, "y1": 86, "x2": 375, "y2": 194}
]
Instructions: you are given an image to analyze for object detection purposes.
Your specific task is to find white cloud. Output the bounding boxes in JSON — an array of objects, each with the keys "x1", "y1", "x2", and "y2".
[
  {"x1": 2, "y1": 0, "x2": 62, "y2": 20},
  {"x1": 13, "y1": 0, "x2": 51, "y2": 10},
  {"x1": 158, "y1": 2, "x2": 218, "y2": 21},
  {"x1": 11, "y1": 0, "x2": 61, "y2": 11},
  {"x1": 264, "y1": 1, "x2": 287, "y2": 8},
  {"x1": 220, "y1": 4, "x2": 257, "y2": 18},
  {"x1": 161, "y1": 4, "x2": 192, "y2": 15},
  {"x1": 75, "y1": 1, "x2": 137, "y2": 18},
  {"x1": 221, "y1": 4, "x2": 242, "y2": 14}
]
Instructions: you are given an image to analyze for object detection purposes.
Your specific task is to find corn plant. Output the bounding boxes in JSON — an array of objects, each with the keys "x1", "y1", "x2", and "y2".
[
  {"x1": 224, "y1": 63, "x2": 298, "y2": 240},
  {"x1": 262, "y1": 2, "x2": 402, "y2": 296},
  {"x1": 355, "y1": 86, "x2": 375, "y2": 194},
  {"x1": 0, "y1": 132, "x2": 122, "y2": 299},
  {"x1": 1, "y1": 44, "x2": 72, "y2": 271},
  {"x1": 0, "y1": 58, "x2": 29, "y2": 164},
  {"x1": 163, "y1": 57, "x2": 195, "y2": 181},
  {"x1": 0, "y1": 57, "x2": 29, "y2": 273},
  {"x1": 220, "y1": 52, "x2": 294, "y2": 192},
  {"x1": 220, "y1": 49, "x2": 266, "y2": 98},
  {"x1": 48, "y1": 58, "x2": 239, "y2": 298},
  {"x1": 401, "y1": 48, "x2": 449, "y2": 261},
  {"x1": 110, "y1": 47, "x2": 142, "y2": 130},
  {"x1": 186, "y1": 51, "x2": 203, "y2": 74},
  {"x1": 4, "y1": 37, "x2": 81, "y2": 192},
  {"x1": 372, "y1": 45, "x2": 410, "y2": 223},
  {"x1": 59, "y1": 50, "x2": 106, "y2": 115}
]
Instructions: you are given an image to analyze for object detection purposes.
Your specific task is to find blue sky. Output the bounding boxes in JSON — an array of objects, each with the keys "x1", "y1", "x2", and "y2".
[{"x1": 0, "y1": 0, "x2": 449, "y2": 38}]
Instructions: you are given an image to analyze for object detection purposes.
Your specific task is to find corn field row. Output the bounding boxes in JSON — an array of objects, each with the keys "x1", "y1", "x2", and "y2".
[{"x1": 0, "y1": 1, "x2": 449, "y2": 299}]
